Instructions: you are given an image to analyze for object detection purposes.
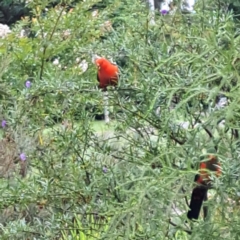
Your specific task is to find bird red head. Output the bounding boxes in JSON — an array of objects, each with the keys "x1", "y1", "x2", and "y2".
[
  {"x1": 94, "y1": 56, "x2": 114, "y2": 70},
  {"x1": 95, "y1": 57, "x2": 106, "y2": 69}
]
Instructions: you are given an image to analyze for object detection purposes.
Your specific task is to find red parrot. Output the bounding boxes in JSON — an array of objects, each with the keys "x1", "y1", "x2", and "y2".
[
  {"x1": 93, "y1": 56, "x2": 119, "y2": 123},
  {"x1": 94, "y1": 57, "x2": 119, "y2": 90},
  {"x1": 187, "y1": 155, "x2": 221, "y2": 220}
]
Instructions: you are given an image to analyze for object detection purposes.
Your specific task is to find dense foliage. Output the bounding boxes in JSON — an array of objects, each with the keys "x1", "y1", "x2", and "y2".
[{"x1": 0, "y1": 0, "x2": 240, "y2": 239}]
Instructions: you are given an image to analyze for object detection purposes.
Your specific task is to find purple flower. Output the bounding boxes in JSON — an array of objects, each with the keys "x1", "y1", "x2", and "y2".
[
  {"x1": 20, "y1": 153, "x2": 26, "y2": 161},
  {"x1": 25, "y1": 80, "x2": 31, "y2": 88},
  {"x1": 160, "y1": 10, "x2": 168, "y2": 15},
  {"x1": 102, "y1": 167, "x2": 107, "y2": 173},
  {"x1": 1, "y1": 120, "x2": 6, "y2": 128}
]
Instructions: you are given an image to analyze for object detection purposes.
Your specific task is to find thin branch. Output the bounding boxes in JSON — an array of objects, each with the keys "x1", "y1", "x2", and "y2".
[
  {"x1": 39, "y1": 7, "x2": 66, "y2": 79},
  {"x1": 168, "y1": 219, "x2": 192, "y2": 235}
]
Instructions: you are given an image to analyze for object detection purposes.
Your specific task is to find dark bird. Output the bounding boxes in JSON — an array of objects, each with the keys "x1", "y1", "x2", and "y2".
[{"x1": 187, "y1": 154, "x2": 221, "y2": 220}]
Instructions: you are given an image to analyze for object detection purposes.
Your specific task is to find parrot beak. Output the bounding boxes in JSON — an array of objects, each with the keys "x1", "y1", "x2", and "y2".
[
  {"x1": 92, "y1": 54, "x2": 101, "y2": 64},
  {"x1": 92, "y1": 54, "x2": 101, "y2": 69}
]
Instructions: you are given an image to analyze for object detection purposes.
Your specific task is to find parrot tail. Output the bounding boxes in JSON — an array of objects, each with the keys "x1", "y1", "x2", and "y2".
[{"x1": 187, "y1": 186, "x2": 208, "y2": 220}]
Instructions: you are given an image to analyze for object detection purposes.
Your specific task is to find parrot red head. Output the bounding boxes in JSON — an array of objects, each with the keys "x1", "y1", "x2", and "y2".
[
  {"x1": 94, "y1": 57, "x2": 115, "y2": 69},
  {"x1": 95, "y1": 57, "x2": 107, "y2": 69}
]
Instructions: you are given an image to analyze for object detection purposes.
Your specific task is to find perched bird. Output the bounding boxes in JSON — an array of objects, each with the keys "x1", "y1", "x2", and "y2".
[
  {"x1": 94, "y1": 56, "x2": 119, "y2": 90},
  {"x1": 93, "y1": 56, "x2": 119, "y2": 123},
  {"x1": 187, "y1": 154, "x2": 221, "y2": 220}
]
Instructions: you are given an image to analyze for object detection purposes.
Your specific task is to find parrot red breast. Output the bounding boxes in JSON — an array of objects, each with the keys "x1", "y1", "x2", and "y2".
[
  {"x1": 187, "y1": 155, "x2": 221, "y2": 220},
  {"x1": 94, "y1": 57, "x2": 119, "y2": 90}
]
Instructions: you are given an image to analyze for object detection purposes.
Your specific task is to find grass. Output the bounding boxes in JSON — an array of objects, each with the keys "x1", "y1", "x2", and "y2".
[
  {"x1": 42, "y1": 120, "x2": 115, "y2": 133},
  {"x1": 91, "y1": 120, "x2": 116, "y2": 133},
  {"x1": 40, "y1": 120, "x2": 116, "y2": 143}
]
